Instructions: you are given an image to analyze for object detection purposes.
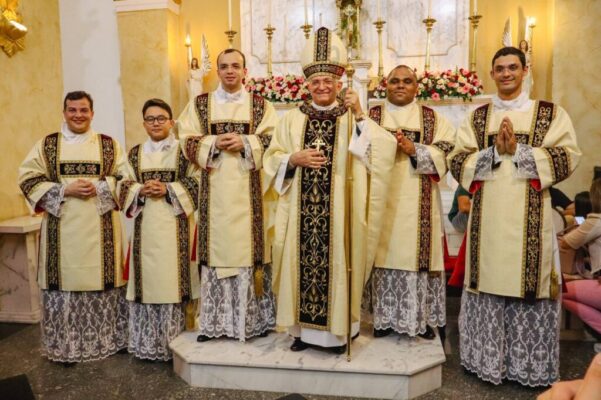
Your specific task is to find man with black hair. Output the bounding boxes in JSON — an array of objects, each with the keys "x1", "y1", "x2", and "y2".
[
  {"x1": 449, "y1": 47, "x2": 581, "y2": 386},
  {"x1": 362, "y1": 65, "x2": 455, "y2": 341},
  {"x1": 177, "y1": 49, "x2": 278, "y2": 342},
  {"x1": 118, "y1": 98, "x2": 200, "y2": 360},
  {"x1": 18, "y1": 91, "x2": 129, "y2": 364}
]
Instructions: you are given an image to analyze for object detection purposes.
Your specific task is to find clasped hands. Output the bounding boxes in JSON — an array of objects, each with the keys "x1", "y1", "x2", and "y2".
[
  {"x1": 215, "y1": 133, "x2": 244, "y2": 152},
  {"x1": 395, "y1": 130, "x2": 416, "y2": 156},
  {"x1": 495, "y1": 117, "x2": 517, "y2": 156},
  {"x1": 64, "y1": 179, "x2": 97, "y2": 199},
  {"x1": 140, "y1": 180, "x2": 167, "y2": 198}
]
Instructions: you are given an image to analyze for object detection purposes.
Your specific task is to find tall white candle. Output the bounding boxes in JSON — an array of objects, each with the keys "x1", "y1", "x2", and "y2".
[
  {"x1": 304, "y1": 0, "x2": 308, "y2": 25},
  {"x1": 377, "y1": 0, "x2": 381, "y2": 20},
  {"x1": 228, "y1": 0, "x2": 232, "y2": 30},
  {"x1": 473, "y1": 0, "x2": 477, "y2": 15},
  {"x1": 428, "y1": 0, "x2": 432, "y2": 17},
  {"x1": 268, "y1": 0, "x2": 272, "y2": 26}
]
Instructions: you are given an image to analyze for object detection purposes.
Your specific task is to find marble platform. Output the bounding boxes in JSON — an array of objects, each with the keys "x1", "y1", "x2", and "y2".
[{"x1": 170, "y1": 326, "x2": 446, "y2": 399}]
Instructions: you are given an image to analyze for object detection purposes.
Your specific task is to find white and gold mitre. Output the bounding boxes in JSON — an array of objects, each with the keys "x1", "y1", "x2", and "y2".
[{"x1": 300, "y1": 26, "x2": 347, "y2": 80}]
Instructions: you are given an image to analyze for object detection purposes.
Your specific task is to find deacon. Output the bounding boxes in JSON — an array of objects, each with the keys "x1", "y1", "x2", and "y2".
[
  {"x1": 363, "y1": 65, "x2": 455, "y2": 340},
  {"x1": 177, "y1": 49, "x2": 278, "y2": 342},
  {"x1": 448, "y1": 47, "x2": 581, "y2": 386},
  {"x1": 18, "y1": 91, "x2": 129, "y2": 364},
  {"x1": 118, "y1": 99, "x2": 200, "y2": 361},
  {"x1": 263, "y1": 27, "x2": 397, "y2": 354}
]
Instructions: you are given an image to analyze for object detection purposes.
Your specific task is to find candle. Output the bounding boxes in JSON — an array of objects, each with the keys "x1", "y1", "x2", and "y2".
[
  {"x1": 377, "y1": 0, "x2": 381, "y2": 20},
  {"x1": 304, "y1": 0, "x2": 308, "y2": 25},
  {"x1": 268, "y1": 0, "x2": 272, "y2": 26},
  {"x1": 228, "y1": 0, "x2": 232, "y2": 30},
  {"x1": 428, "y1": 0, "x2": 432, "y2": 17},
  {"x1": 473, "y1": 0, "x2": 477, "y2": 15},
  {"x1": 319, "y1": 12, "x2": 322, "y2": 26}
]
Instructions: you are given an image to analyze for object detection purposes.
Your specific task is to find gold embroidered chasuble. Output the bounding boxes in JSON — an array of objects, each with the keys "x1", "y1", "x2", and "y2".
[
  {"x1": 448, "y1": 101, "x2": 581, "y2": 300},
  {"x1": 18, "y1": 132, "x2": 128, "y2": 291},
  {"x1": 118, "y1": 141, "x2": 200, "y2": 304},
  {"x1": 177, "y1": 91, "x2": 278, "y2": 271},
  {"x1": 263, "y1": 102, "x2": 397, "y2": 335},
  {"x1": 369, "y1": 101, "x2": 455, "y2": 273}
]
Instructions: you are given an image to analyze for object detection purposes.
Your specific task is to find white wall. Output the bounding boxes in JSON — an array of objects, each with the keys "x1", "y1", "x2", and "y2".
[{"x1": 58, "y1": 0, "x2": 126, "y2": 147}]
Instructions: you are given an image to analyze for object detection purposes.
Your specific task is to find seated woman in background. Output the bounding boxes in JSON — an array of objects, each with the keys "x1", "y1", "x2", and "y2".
[
  {"x1": 559, "y1": 179, "x2": 601, "y2": 342},
  {"x1": 447, "y1": 185, "x2": 471, "y2": 233}
]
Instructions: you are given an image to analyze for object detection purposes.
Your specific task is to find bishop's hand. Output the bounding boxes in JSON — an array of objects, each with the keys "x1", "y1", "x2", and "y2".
[
  {"x1": 344, "y1": 88, "x2": 364, "y2": 119},
  {"x1": 290, "y1": 148, "x2": 327, "y2": 169}
]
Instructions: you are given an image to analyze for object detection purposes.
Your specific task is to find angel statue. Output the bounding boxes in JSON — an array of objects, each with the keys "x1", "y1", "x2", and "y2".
[
  {"x1": 187, "y1": 34, "x2": 211, "y2": 100},
  {"x1": 502, "y1": 17, "x2": 533, "y2": 97},
  {"x1": 0, "y1": 0, "x2": 28, "y2": 57}
]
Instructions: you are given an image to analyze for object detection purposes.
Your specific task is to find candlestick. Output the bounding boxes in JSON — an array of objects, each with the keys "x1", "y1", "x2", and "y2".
[
  {"x1": 301, "y1": 23, "x2": 313, "y2": 40},
  {"x1": 185, "y1": 34, "x2": 192, "y2": 67},
  {"x1": 225, "y1": 30, "x2": 237, "y2": 48},
  {"x1": 264, "y1": 24, "x2": 276, "y2": 77},
  {"x1": 228, "y1": 0, "x2": 232, "y2": 31},
  {"x1": 422, "y1": 17, "x2": 437, "y2": 71},
  {"x1": 468, "y1": 14, "x2": 482, "y2": 71},
  {"x1": 374, "y1": 19, "x2": 386, "y2": 80}
]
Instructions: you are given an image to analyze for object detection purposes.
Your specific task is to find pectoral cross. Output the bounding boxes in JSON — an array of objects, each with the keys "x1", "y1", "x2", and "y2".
[{"x1": 313, "y1": 137, "x2": 326, "y2": 152}]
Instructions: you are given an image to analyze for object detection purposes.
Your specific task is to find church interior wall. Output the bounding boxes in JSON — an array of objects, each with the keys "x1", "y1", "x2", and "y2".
[
  {"x1": 0, "y1": 0, "x2": 64, "y2": 222},
  {"x1": 552, "y1": 0, "x2": 601, "y2": 198},
  {"x1": 117, "y1": 8, "x2": 179, "y2": 151}
]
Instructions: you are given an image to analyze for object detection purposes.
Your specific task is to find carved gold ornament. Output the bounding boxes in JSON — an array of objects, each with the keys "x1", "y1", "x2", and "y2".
[{"x1": 1, "y1": 0, "x2": 28, "y2": 57}]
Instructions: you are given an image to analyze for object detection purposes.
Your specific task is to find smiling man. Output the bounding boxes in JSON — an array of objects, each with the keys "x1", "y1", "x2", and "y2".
[
  {"x1": 263, "y1": 27, "x2": 396, "y2": 354},
  {"x1": 362, "y1": 65, "x2": 455, "y2": 342},
  {"x1": 18, "y1": 91, "x2": 129, "y2": 364},
  {"x1": 448, "y1": 47, "x2": 581, "y2": 386},
  {"x1": 177, "y1": 49, "x2": 278, "y2": 343},
  {"x1": 118, "y1": 98, "x2": 200, "y2": 361}
]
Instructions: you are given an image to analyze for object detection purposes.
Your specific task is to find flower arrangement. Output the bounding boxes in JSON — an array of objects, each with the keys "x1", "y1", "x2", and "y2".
[
  {"x1": 245, "y1": 74, "x2": 310, "y2": 103},
  {"x1": 372, "y1": 68, "x2": 483, "y2": 101}
]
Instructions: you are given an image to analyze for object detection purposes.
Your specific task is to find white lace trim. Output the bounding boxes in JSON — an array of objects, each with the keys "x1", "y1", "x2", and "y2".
[
  {"x1": 198, "y1": 265, "x2": 276, "y2": 341},
  {"x1": 166, "y1": 183, "x2": 185, "y2": 216},
  {"x1": 512, "y1": 143, "x2": 539, "y2": 179},
  {"x1": 413, "y1": 143, "x2": 437, "y2": 175},
  {"x1": 458, "y1": 291, "x2": 560, "y2": 387},
  {"x1": 95, "y1": 180, "x2": 116, "y2": 215},
  {"x1": 474, "y1": 146, "x2": 496, "y2": 181},
  {"x1": 36, "y1": 184, "x2": 65, "y2": 217},
  {"x1": 362, "y1": 269, "x2": 446, "y2": 336}
]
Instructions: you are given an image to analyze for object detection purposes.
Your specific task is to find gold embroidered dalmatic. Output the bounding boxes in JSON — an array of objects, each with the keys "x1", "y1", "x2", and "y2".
[
  {"x1": 369, "y1": 102, "x2": 455, "y2": 272},
  {"x1": 18, "y1": 132, "x2": 128, "y2": 291},
  {"x1": 118, "y1": 141, "x2": 200, "y2": 304},
  {"x1": 177, "y1": 91, "x2": 278, "y2": 271},
  {"x1": 448, "y1": 101, "x2": 581, "y2": 300},
  {"x1": 263, "y1": 103, "x2": 397, "y2": 335}
]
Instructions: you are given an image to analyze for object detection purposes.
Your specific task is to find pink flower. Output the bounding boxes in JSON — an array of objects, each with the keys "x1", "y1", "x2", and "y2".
[{"x1": 431, "y1": 92, "x2": 441, "y2": 101}]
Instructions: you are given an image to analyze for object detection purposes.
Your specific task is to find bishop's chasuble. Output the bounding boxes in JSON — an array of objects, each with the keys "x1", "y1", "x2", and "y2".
[
  {"x1": 19, "y1": 131, "x2": 127, "y2": 291},
  {"x1": 369, "y1": 100, "x2": 455, "y2": 273},
  {"x1": 449, "y1": 100, "x2": 581, "y2": 301},
  {"x1": 263, "y1": 101, "x2": 397, "y2": 340},
  {"x1": 118, "y1": 138, "x2": 200, "y2": 304}
]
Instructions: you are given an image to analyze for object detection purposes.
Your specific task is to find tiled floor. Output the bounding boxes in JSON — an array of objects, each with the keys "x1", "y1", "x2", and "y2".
[{"x1": 0, "y1": 296, "x2": 597, "y2": 400}]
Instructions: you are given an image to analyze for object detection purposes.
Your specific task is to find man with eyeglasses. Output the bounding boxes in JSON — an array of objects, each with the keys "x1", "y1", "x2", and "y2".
[
  {"x1": 448, "y1": 46, "x2": 581, "y2": 387},
  {"x1": 18, "y1": 91, "x2": 129, "y2": 364},
  {"x1": 177, "y1": 48, "x2": 278, "y2": 342},
  {"x1": 263, "y1": 27, "x2": 396, "y2": 354},
  {"x1": 361, "y1": 65, "x2": 455, "y2": 342},
  {"x1": 118, "y1": 98, "x2": 200, "y2": 360}
]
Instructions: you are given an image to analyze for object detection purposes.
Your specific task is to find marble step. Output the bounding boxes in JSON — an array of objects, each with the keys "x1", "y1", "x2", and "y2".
[{"x1": 170, "y1": 326, "x2": 446, "y2": 399}]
